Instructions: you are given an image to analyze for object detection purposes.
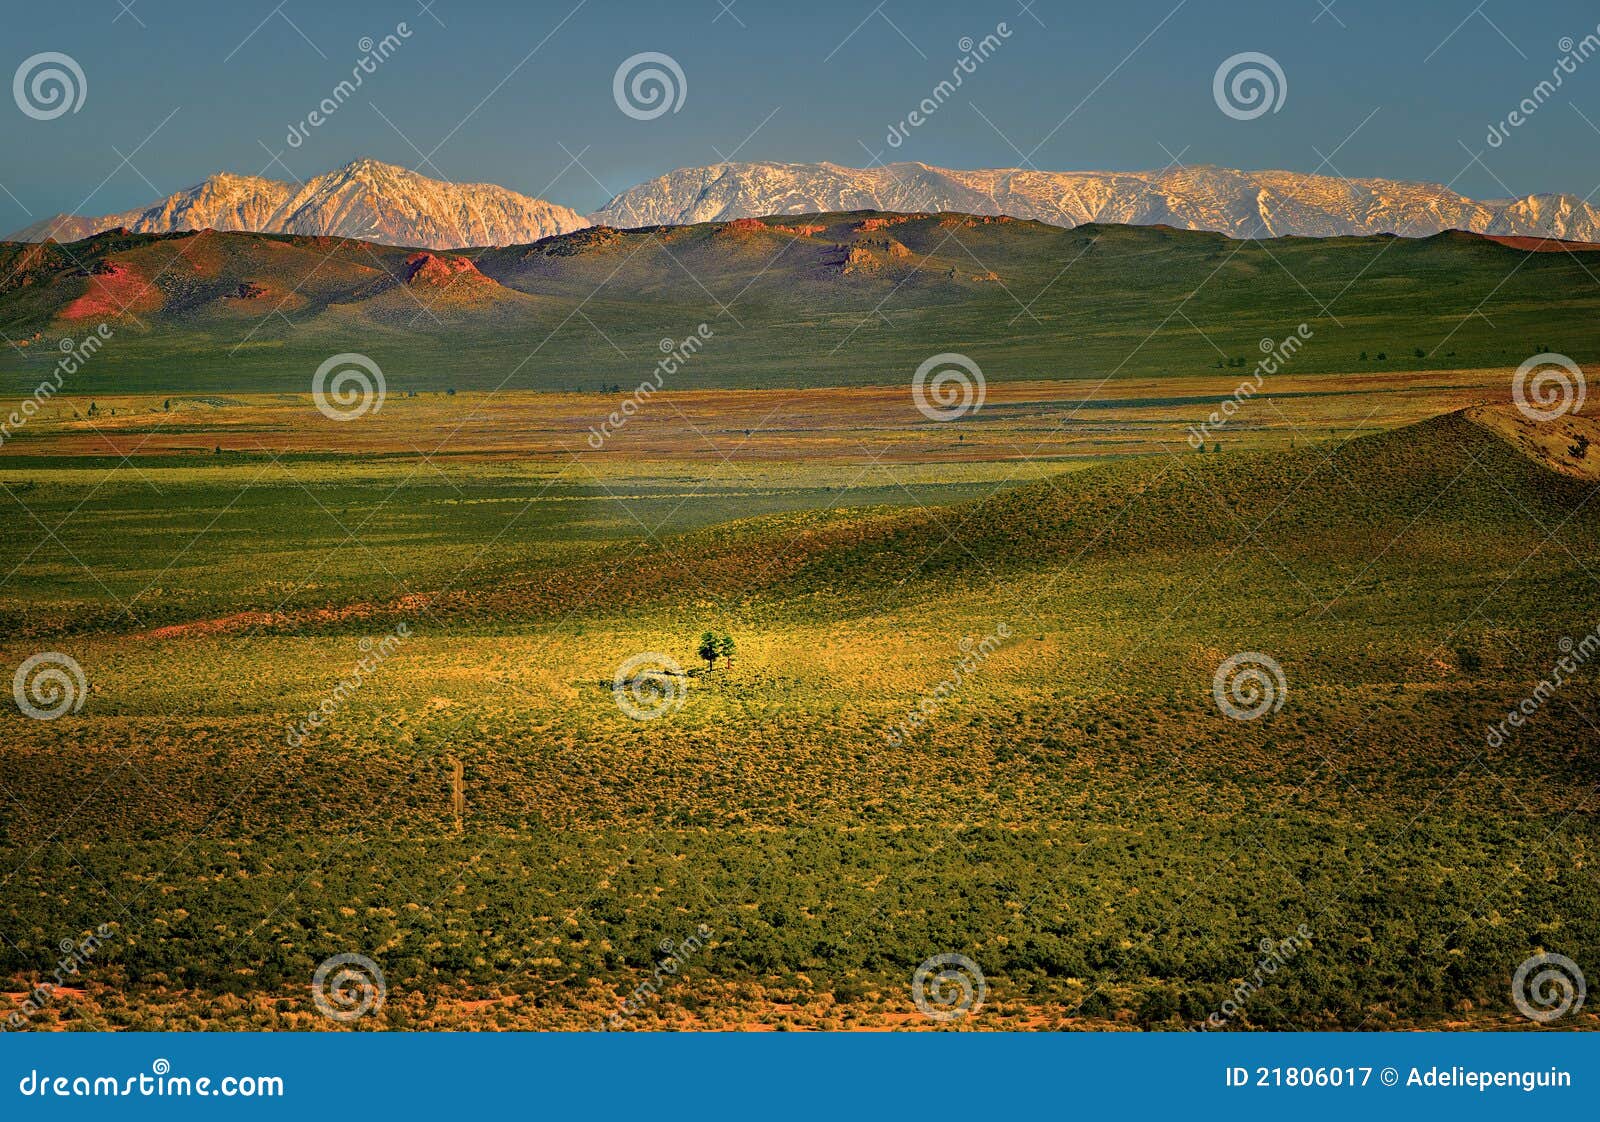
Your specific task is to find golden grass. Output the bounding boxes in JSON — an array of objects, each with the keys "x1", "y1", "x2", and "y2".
[{"x1": 2, "y1": 368, "x2": 1533, "y2": 462}]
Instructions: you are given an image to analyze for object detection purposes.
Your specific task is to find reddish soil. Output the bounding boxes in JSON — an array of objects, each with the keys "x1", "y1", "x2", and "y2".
[
  {"x1": 403, "y1": 251, "x2": 493, "y2": 288},
  {"x1": 1483, "y1": 234, "x2": 1600, "y2": 252},
  {"x1": 715, "y1": 218, "x2": 770, "y2": 236},
  {"x1": 59, "y1": 262, "x2": 164, "y2": 321}
]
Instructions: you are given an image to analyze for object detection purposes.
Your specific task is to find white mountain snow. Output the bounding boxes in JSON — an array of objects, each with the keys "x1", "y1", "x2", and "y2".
[
  {"x1": 9, "y1": 159, "x2": 589, "y2": 249},
  {"x1": 15, "y1": 157, "x2": 1600, "y2": 248},
  {"x1": 589, "y1": 160, "x2": 1600, "y2": 242}
]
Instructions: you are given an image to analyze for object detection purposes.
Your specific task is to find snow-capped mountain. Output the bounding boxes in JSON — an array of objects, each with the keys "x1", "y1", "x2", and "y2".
[
  {"x1": 590, "y1": 161, "x2": 1600, "y2": 242},
  {"x1": 9, "y1": 159, "x2": 589, "y2": 249},
  {"x1": 16, "y1": 157, "x2": 1600, "y2": 248}
]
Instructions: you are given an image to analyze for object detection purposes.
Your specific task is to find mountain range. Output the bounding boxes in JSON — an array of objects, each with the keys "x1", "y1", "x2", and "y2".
[
  {"x1": 592, "y1": 161, "x2": 1600, "y2": 242},
  {"x1": 13, "y1": 158, "x2": 1600, "y2": 249},
  {"x1": 10, "y1": 158, "x2": 588, "y2": 249}
]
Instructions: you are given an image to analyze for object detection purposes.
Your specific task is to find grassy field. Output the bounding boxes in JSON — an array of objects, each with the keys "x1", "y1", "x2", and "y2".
[
  {"x1": 0, "y1": 366, "x2": 1529, "y2": 460},
  {"x1": 1, "y1": 376, "x2": 1597, "y2": 1031}
]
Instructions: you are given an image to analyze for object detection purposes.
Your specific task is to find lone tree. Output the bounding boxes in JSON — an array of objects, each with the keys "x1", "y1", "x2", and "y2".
[{"x1": 698, "y1": 631, "x2": 737, "y2": 672}]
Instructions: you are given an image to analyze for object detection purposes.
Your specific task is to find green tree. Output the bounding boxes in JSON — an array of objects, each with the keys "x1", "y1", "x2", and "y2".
[
  {"x1": 716, "y1": 633, "x2": 737, "y2": 667},
  {"x1": 698, "y1": 631, "x2": 720, "y2": 672}
]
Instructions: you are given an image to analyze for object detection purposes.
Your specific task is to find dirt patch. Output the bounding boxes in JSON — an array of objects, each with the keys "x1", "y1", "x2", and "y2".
[
  {"x1": 60, "y1": 262, "x2": 164, "y2": 321},
  {"x1": 1482, "y1": 234, "x2": 1600, "y2": 252},
  {"x1": 1465, "y1": 403, "x2": 1600, "y2": 480}
]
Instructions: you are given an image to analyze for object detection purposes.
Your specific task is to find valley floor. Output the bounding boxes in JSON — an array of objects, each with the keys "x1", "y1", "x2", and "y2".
[{"x1": 1, "y1": 374, "x2": 1596, "y2": 1031}]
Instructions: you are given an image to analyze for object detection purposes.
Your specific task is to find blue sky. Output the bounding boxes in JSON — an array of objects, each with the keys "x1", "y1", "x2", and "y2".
[{"x1": 3, "y1": 0, "x2": 1599, "y2": 231}]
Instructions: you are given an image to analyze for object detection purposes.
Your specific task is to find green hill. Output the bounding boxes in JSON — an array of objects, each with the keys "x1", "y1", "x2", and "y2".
[
  {"x1": 104, "y1": 406, "x2": 1594, "y2": 638},
  {"x1": 3, "y1": 218, "x2": 1599, "y2": 393}
]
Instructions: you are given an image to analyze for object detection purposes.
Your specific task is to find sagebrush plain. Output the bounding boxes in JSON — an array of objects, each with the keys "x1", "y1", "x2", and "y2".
[{"x1": 2, "y1": 372, "x2": 1596, "y2": 1030}]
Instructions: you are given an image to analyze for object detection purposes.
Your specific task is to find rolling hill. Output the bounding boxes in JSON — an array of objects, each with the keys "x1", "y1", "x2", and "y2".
[
  {"x1": 2, "y1": 214, "x2": 1599, "y2": 392},
  {"x1": 74, "y1": 404, "x2": 1596, "y2": 641}
]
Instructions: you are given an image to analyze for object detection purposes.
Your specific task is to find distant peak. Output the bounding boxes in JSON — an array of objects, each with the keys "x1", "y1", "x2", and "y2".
[
  {"x1": 338, "y1": 157, "x2": 409, "y2": 174},
  {"x1": 588, "y1": 159, "x2": 1600, "y2": 244},
  {"x1": 193, "y1": 170, "x2": 278, "y2": 190},
  {"x1": 14, "y1": 157, "x2": 587, "y2": 250}
]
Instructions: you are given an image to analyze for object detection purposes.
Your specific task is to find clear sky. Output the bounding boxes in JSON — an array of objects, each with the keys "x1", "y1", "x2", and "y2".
[{"x1": 3, "y1": 0, "x2": 1599, "y2": 231}]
